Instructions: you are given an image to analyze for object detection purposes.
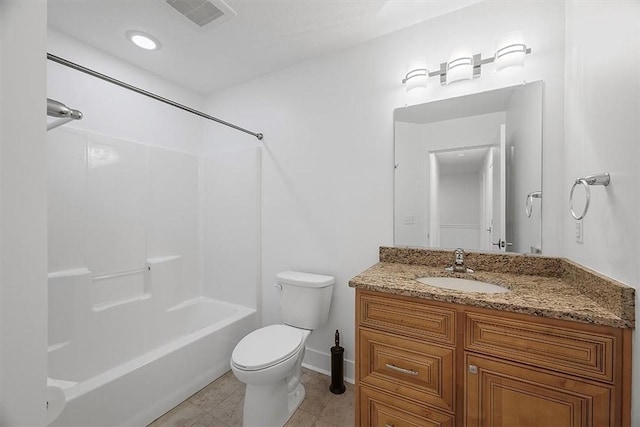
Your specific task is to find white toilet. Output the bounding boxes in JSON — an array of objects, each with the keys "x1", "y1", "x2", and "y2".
[{"x1": 230, "y1": 271, "x2": 335, "y2": 427}]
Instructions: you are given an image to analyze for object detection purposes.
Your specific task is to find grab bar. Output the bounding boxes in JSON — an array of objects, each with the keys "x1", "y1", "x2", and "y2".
[
  {"x1": 570, "y1": 172, "x2": 610, "y2": 220},
  {"x1": 525, "y1": 191, "x2": 542, "y2": 218},
  {"x1": 92, "y1": 266, "x2": 150, "y2": 281}
]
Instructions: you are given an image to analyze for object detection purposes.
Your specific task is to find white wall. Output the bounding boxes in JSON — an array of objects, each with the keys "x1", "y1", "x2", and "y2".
[
  {"x1": 201, "y1": 1, "x2": 566, "y2": 379},
  {"x1": 394, "y1": 122, "x2": 426, "y2": 247},
  {"x1": 564, "y1": 0, "x2": 640, "y2": 423},
  {"x1": 0, "y1": 0, "x2": 48, "y2": 424},
  {"x1": 201, "y1": 147, "x2": 261, "y2": 310}
]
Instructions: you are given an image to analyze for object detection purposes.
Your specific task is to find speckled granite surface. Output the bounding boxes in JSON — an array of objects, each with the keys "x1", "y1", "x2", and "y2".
[{"x1": 349, "y1": 247, "x2": 635, "y2": 329}]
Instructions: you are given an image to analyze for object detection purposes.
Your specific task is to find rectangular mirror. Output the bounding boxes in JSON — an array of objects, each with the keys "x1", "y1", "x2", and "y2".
[{"x1": 394, "y1": 81, "x2": 543, "y2": 253}]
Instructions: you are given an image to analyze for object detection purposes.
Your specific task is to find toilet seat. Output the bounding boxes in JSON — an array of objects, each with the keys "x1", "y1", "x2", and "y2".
[{"x1": 231, "y1": 325, "x2": 303, "y2": 371}]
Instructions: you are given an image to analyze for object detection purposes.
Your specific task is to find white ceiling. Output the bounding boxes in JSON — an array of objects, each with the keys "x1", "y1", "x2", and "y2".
[{"x1": 47, "y1": 0, "x2": 482, "y2": 95}]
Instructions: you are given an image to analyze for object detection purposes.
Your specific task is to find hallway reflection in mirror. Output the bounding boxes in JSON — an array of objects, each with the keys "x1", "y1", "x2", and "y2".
[{"x1": 394, "y1": 81, "x2": 543, "y2": 253}]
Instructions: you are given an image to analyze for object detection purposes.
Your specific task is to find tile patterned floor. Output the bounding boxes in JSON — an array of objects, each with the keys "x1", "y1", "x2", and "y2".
[{"x1": 148, "y1": 369, "x2": 354, "y2": 427}]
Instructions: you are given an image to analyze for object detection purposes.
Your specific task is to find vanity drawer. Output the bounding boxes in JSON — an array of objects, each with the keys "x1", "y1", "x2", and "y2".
[
  {"x1": 359, "y1": 291, "x2": 456, "y2": 346},
  {"x1": 359, "y1": 385, "x2": 454, "y2": 427},
  {"x1": 465, "y1": 311, "x2": 615, "y2": 382},
  {"x1": 359, "y1": 328, "x2": 454, "y2": 412}
]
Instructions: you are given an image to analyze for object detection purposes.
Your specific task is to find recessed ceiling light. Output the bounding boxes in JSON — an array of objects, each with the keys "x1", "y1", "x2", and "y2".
[{"x1": 126, "y1": 31, "x2": 160, "y2": 51}]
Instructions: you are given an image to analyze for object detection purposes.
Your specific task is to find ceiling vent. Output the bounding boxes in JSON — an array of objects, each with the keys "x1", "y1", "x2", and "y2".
[{"x1": 166, "y1": 0, "x2": 236, "y2": 28}]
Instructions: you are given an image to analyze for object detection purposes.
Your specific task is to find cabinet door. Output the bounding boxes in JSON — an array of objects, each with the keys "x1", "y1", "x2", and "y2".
[{"x1": 465, "y1": 353, "x2": 614, "y2": 427}]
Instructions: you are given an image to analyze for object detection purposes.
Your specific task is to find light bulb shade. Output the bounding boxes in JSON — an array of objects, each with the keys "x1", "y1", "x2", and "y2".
[
  {"x1": 495, "y1": 32, "x2": 526, "y2": 71},
  {"x1": 446, "y1": 49, "x2": 473, "y2": 84},
  {"x1": 403, "y1": 58, "x2": 428, "y2": 92}
]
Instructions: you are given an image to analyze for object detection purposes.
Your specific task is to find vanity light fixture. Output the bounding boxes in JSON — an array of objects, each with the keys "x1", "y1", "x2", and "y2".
[
  {"x1": 127, "y1": 30, "x2": 161, "y2": 51},
  {"x1": 494, "y1": 32, "x2": 527, "y2": 71},
  {"x1": 402, "y1": 58, "x2": 429, "y2": 92},
  {"x1": 401, "y1": 34, "x2": 531, "y2": 89},
  {"x1": 446, "y1": 48, "x2": 474, "y2": 85}
]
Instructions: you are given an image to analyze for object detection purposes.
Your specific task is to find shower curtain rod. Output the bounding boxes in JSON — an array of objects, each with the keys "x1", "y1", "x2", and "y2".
[{"x1": 47, "y1": 53, "x2": 263, "y2": 140}]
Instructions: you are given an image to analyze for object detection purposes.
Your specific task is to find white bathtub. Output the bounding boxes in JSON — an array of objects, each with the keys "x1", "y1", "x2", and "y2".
[{"x1": 48, "y1": 267, "x2": 256, "y2": 427}]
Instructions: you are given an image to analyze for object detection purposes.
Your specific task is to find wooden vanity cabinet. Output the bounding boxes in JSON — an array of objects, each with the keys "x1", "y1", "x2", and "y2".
[{"x1": 355, "y1": 289, "x2": 632, "y2": 427}]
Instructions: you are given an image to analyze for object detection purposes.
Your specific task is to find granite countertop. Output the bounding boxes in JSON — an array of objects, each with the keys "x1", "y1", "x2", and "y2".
[{"x1": 348, "y1": 247, "x2": 635, "y2": 329}]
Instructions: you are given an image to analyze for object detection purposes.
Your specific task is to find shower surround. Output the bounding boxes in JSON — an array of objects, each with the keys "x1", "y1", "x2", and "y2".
[{"x1": 46, "y1": 128, "x2": 259, "y2": 426}]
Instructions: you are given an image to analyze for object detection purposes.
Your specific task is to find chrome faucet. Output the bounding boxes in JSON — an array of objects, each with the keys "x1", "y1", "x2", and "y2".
[{"x1": 445, "y1": 248, "x2": 474, "y2": 273}]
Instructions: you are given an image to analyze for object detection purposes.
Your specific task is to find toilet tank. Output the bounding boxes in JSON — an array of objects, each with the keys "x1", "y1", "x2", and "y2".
[{"x1": 277, "y1": 271, "x2": 335, "y2": 330}]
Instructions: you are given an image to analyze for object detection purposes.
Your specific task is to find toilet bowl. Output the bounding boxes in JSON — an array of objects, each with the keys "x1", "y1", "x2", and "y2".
[
  {"x1": 230, "y1": 271, "x2": 335, "y2": 427},
  {"x1": 231, "y1": 325, "x2": 311, "y2": 426}
]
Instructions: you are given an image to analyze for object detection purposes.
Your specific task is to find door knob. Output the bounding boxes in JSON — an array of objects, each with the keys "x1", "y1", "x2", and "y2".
[{"x1": 491, "y1": 239, "x2": 513, "y2": 248}]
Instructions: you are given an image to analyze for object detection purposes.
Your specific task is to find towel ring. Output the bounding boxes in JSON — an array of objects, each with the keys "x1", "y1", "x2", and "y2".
[
  {"x1": 570, "y1": 172, "x2": 610, "y2": 220},
  {"x1": 570, "y1": 179, "x2": 590, "y2": 220},
  {"x1": 525, "y1": 191, "x2": 542, "y2": 218}
]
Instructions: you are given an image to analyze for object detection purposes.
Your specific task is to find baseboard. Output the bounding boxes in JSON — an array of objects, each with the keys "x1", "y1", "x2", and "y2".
[{"x1": 302, "y1": 347, "x2": 355, "y2": 384}]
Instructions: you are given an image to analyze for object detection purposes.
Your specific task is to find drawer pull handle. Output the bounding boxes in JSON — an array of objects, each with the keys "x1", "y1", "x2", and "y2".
[
  {"x1": 385, "y1": 424, "x2": 394, "y2": 427},
  {"x1": 385, "y1": 363, "x2": 419, "y2": 376}
]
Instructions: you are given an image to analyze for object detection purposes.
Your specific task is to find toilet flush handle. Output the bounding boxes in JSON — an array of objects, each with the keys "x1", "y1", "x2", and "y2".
[{"x1": 273, "y1": 283, "x2": 283, "y2": 291}]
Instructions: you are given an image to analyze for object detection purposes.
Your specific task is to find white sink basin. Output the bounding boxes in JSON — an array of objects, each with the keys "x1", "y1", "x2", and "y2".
[{"x1": 416, "y1": 277, "x2": 510, "y2": 294}]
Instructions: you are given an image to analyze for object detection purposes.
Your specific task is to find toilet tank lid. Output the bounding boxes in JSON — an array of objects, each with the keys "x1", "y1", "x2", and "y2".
[{"x1": 276, "y1": 271, "x2": 335, "y2": 288}]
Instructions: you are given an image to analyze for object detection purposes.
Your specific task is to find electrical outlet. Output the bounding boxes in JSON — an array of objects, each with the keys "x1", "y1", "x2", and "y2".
[{"x1": 575, "y1": 221, "x2": 583, "y2": 244}]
